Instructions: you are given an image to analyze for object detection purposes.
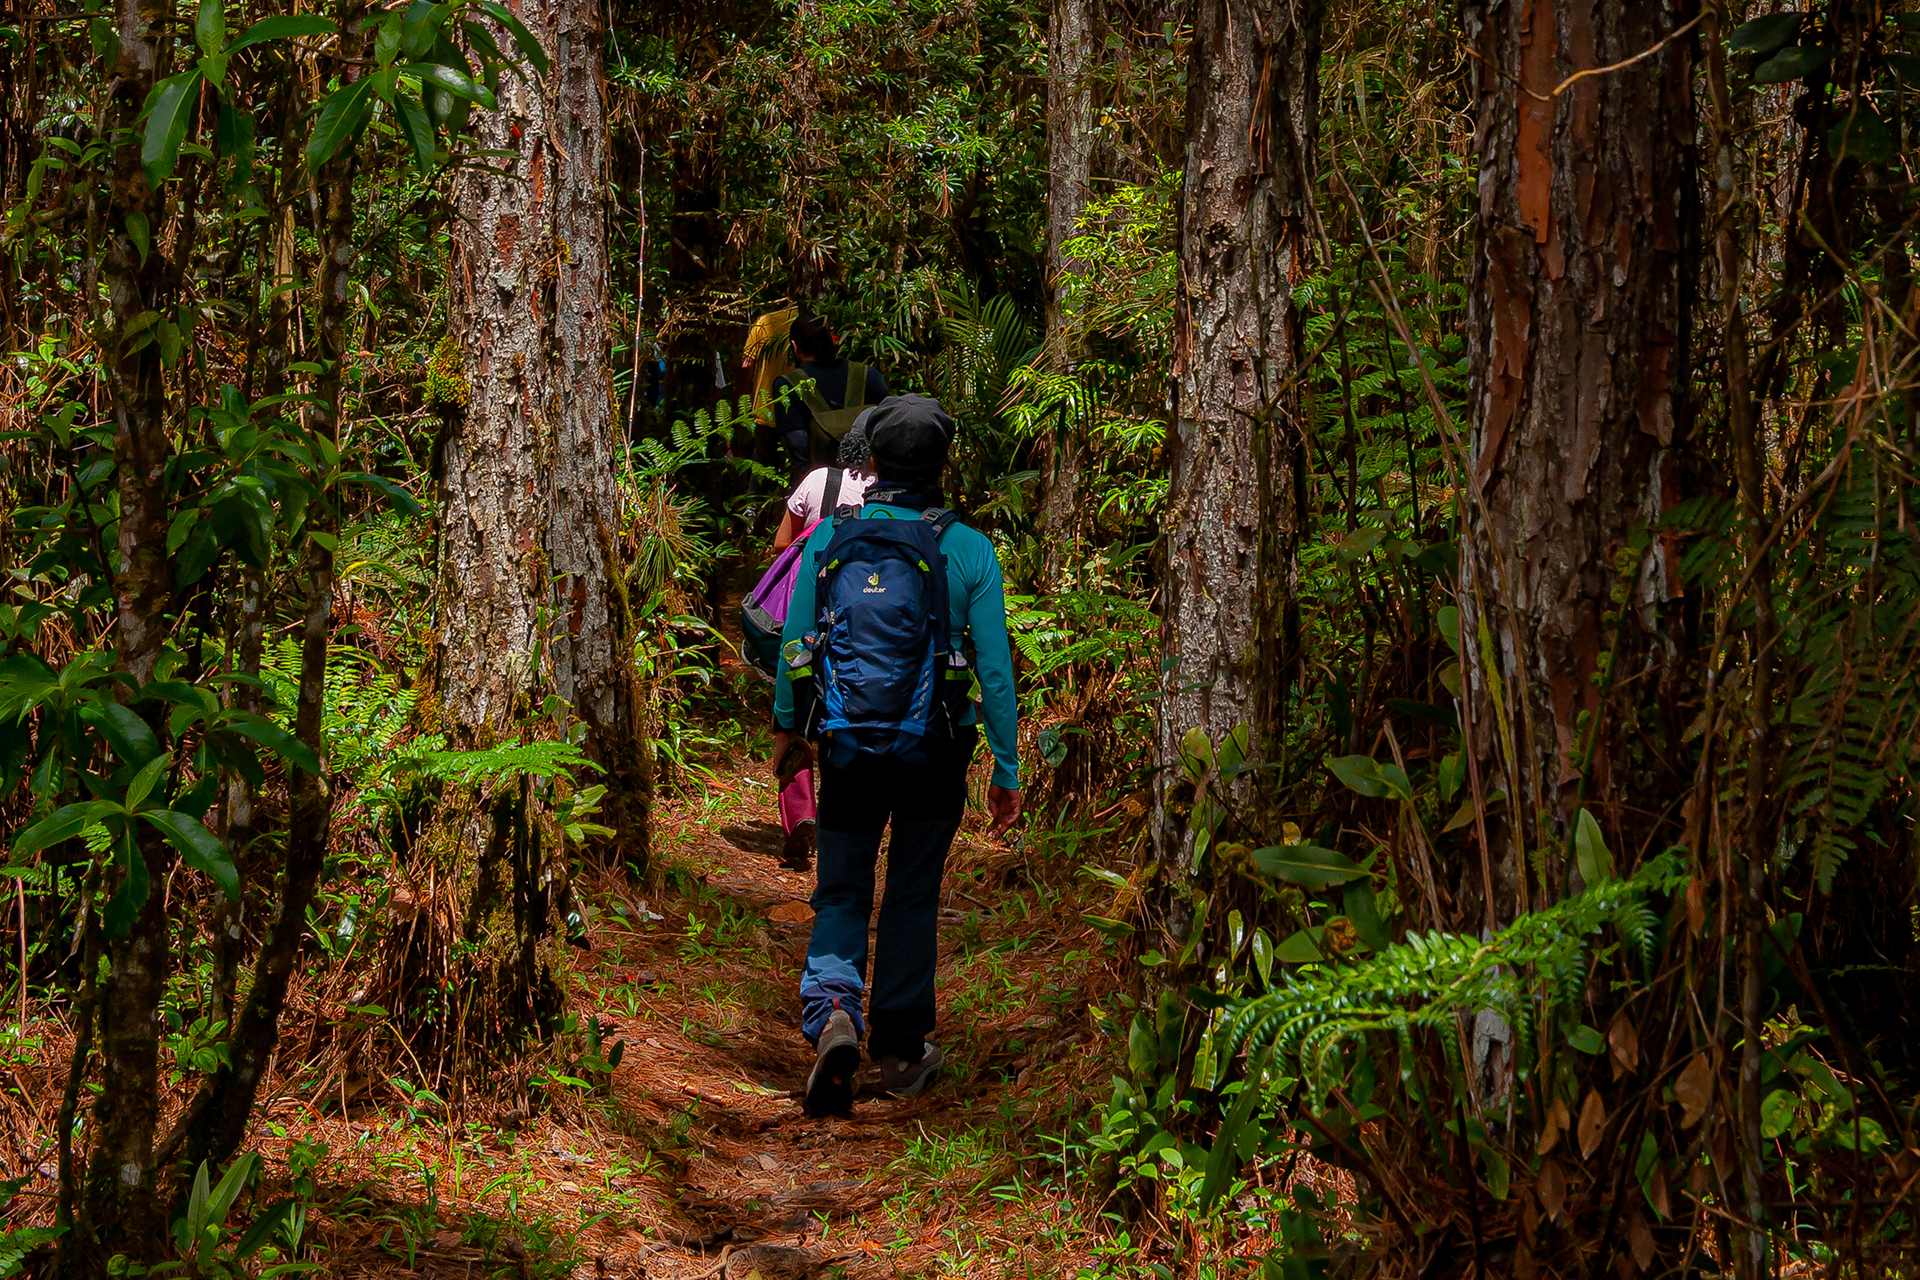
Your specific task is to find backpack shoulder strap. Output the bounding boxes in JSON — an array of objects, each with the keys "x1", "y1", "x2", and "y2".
[
  {"x1": 843, "y1": 361, "x2": 869, "y2": 411},
  {"x1": 785, "y1": 364, "x2": 832, "y2": 417},
  {"x1": 822, "y1": 467, "x2": 843, "y2": 515},
  {"x1": 920, "y1": 506, "x2": 960, "y2": 539}
]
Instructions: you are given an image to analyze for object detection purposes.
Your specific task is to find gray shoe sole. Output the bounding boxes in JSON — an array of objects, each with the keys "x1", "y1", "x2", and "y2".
[{"x1": 804, "y1": 1022, "x2": 861, "y2": 1117}]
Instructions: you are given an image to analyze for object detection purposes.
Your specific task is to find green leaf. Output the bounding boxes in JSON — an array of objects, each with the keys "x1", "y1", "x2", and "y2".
[
  {"x1": 393, "y1": 93, "x2": 437, "y2": 176},
  {"x1": 123, "y1": 752, "x2": 170, "y2": 811},
  {"x1": 374, "y1": 11, "x2": 404, "y2": 66},
  {"x1": 1250, "y1": 843, "x2": 1369, "y2": 890},
  {"x1": 1753, "y1": 45, "x2": 1831, "y2": 84},
  {"x1": 341, "y1": 472, "x2": 422, "y2": 516},
  {"x1": 1481, "y1": 1147, "x2": 1511, "y2": 1200},
  {"x1": 195, "y1": 0, "x2": 226, "y2": 58},
  {"x1": 1250, "y1": 928, "x2": 1273, "y2": 985},
  {"x1": 206, "y1": 1152, "x2": 258, "y2": 1224},
  {"x1": 1343, "y1": 879, "x2": 1387, "y2": 950},
  {"x1": 1328, "y1": 754, "x2": 1406, "y2": 799},
  {"x1": 13, "y1": 801, "x2": 117, "y2": 858},
  {"x1": 1760, "y1": 1088, "x2": 1797, "y2": 1139},
  {"x1": 1567, "y1": 1023, "x2": 1606, "y2": 1055},
  {"x1": 1201, "y1": 1050, "x2": 1272, "y2": 1206},
  {"x1": 1178, "y1": 726, "x2": 1214, "y2": 782},
  {"x1": 410, "y1": 62, "x2": 498, "y2": 111},
  {"x1": 232, "y1": 1198, "x2": 294, "y2": 1260},
  {"x1": 401, "y1": 0, "x2": 450, "y2": 58},
  {"x1": 475, "y1": 0, "x2": 549, "y2": 76},
  {"x1": 214, "y1": 101, "x2": 254, "y2": 163},
  {"x1": 1273, "y1": 928, "x2": 1324, "y2": 964},
  {"x1": 1037, "y1": 726, "x2": 1066, "y2": 769},
  {"x1": 140, "y1": 809, "x2": 238, "y2": 901},
  {"x1": 1574, "y1": 808, "x2": 1615, "y2": 886},
  {"x1": 142, "y1": 70, "x2": 205, "y2": 186},
  {"x1": 226, "y1": 14, "x2": 335, "y2": 52},
  {"x1": 1730, "y1": 12, "x2": 1803, "y2": 56},
  {"x1": 223, "y1": 712, "x2": 321, "y2": 776},
  {"x1": 126, "y1": 212, "x2": 151, "y2": 266},
  {"x1": 306, "y1": 78, "x2": 375, "y2": 171},
  {"x1": 1829, "y1": 111, "x2": 1893, "y2": 164},
  {"x1": 1436, "y1": 605, "x2": 1460, "y2": 655},
  {"x1": 1335, "y1": 526, "x2": 1387, "y2": 563},
  {"x1": 83, "y1": 702, "x2": 163, "y2": 767},
  {"x1": 155, "y1": 317, "x2": 183, "y2": 367},
  {"x1": 104, "y1": 835, "x2": 149, "y2": 937}
]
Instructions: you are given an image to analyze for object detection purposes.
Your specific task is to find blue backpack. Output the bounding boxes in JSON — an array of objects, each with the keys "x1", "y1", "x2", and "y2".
[{"x1": 785, "y1": 506, "x2": 971, "y2": 765}]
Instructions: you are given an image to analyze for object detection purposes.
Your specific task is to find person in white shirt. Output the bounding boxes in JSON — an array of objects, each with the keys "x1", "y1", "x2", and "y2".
[{"x1": 772, "y1": 408, "x2": 878, "y2": 553}]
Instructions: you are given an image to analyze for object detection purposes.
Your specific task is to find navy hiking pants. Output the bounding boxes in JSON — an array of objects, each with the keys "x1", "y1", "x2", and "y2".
[{"x1": 800, "y1": 727, "x2": 976, "y2": 1063}]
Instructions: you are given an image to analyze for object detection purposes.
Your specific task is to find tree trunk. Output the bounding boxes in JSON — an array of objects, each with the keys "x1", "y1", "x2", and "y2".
[
  {"x1": 1035, "y1": 0, "x2": 1096, "y2": 583},
  {"x1": 1459, "y1": 0, "x2": 1694, "y2": 920},
  {"x1": 1152, "y1": 0, "x2": 1320, "y2": 893},
  {"x1": 541, "y1": 0, "x2": 651, "y2": 870},
  {"x1": 424, "y1": 0, "x2": 638, "y2": 1062},
  {"x1": 70, "y1": 0, "x2": 174, "y2": 1265}
]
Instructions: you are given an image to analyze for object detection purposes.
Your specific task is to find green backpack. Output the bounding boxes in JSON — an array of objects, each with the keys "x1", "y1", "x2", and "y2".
[{"x1": 789, "y1": 361, "x2": 870, "y2": 451}]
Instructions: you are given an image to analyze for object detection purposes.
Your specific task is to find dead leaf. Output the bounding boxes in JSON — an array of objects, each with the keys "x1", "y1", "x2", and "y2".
[
  {"x1": 1538, "y1": 1156, "x2": 1567, "y2": 1221},
  {"x1": 768, "y1": 901, "x2": 813, "y2": 925},
  {"x1": 1647, "y1": 1161, "x2": 1671, "y2": 1219},
  {"x1": 1675, "y1": 1052, "x2": 1713, "y2": 1128},
  {"x1": 1609, "y1": 1013, "x2": 1640, "y2": 1078},
  {"x1": 1515, "y1": 1241, "x2": 1538, "y2": 1279},
  {"x1": 1629, "y1": 1212, "x2": 1656, "y2": 1271},
  {"x1": 1537, "y1": 1095, "x2": 1570, "y2": 1155},
  {"x1": 1686, "y1": 876, "x2": 1706, "y2": 935},
  {"x1": 1579, "y1": 1088, "x2": 1608, "y2": 1158}
]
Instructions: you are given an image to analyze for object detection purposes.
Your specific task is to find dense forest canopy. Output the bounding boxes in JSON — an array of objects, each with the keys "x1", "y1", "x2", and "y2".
[{"x1": 0, "y1": 0, "x2": 1917, "y2": 1276}]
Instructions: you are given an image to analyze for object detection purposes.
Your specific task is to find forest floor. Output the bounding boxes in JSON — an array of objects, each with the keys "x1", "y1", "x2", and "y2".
[
  {"x1": 290, "y1": 748, "x2": 1131, "y2": 1277},
  {"x1": 3, "y1": 589, "x2": 1144, "y2": 1277},
  {"x1": 271, "y1": 616, "x2": 1135, "y2": 1278}
]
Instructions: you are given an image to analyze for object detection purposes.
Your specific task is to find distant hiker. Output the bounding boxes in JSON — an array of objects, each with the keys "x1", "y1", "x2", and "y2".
[
  {"x1": 772, "y1": 312, "x2": 889, "y2": 484},
  {"x1": 773, "y1": 411, "x2": 877, "y2": 554},
  {"x1": 770, "y1": 394, "x2": 1022, "y2": 1117},
  {"x1": 746, "y1": 414, "x2": 879, "y2": 870}
]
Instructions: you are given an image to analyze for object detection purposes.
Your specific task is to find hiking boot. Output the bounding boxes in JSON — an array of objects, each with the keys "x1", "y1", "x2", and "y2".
[
  {"x1": 804, "y1": 1010, "x2": 861, "y2": 1118},
  {"x1": 780, "y1": 820, "x2": 815, "y2": 872},
  {"x1": 874, "y1": 1042, "x2": 946, "y2": 1098}
]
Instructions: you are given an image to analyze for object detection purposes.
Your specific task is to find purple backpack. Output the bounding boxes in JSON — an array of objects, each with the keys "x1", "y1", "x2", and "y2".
[
  {"x1": 742, "y1": 469, "x2": 856, "y2": 678},
  {"x1": 740, "y1": 522, "x2": 819, "y2": 680}
]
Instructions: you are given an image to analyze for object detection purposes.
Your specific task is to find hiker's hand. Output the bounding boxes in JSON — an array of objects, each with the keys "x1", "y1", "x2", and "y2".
[
  {"x1": 987, "y1": 785, "x2": 1023, "y2": 838},
  {"x1": 772, "y1": 731, "x2": 812, "y2": 782}
]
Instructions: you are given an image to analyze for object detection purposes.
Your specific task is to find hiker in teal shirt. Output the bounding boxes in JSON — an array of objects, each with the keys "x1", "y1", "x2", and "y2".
[{"x1": 770, "y1": 394, "x2": 1021, "y2": 1116}]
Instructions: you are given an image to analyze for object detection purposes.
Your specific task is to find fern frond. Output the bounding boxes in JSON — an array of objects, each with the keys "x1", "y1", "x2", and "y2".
[{"x1": 1209, "y1": 855, "x2": 1688, "y2": 1108}]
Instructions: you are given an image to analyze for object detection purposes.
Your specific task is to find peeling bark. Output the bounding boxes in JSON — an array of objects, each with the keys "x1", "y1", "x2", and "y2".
[
  {"x1": 1153, "y1": 0, "x2": 1320, "y2": 884},
  {"x1": 424, "y1": 0, "x2": 643, "y2": 1057},
  {"x1": 1460, "y1": 0, "x2": 1694, "y2": 918},
  {"x1": 442, "y1": 0, "x2": 647, "y2": 863}
]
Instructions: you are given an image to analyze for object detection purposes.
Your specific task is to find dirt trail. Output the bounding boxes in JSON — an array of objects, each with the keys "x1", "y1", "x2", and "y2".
[
  {"x1": 291, "y1": 574, "x2": 1112, "y2": 1278},
  {"x1": 561, "y1": 748, "x2": 1106, "y2": 1279},
  {"x1": 550, "y1": 583, "x2": 1110, "y2": 1278}
]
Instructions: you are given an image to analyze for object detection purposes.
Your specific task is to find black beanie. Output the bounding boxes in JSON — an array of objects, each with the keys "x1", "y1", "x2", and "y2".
[{"x1": 866, "y1": 394, "x2": 954, "y2": 485}]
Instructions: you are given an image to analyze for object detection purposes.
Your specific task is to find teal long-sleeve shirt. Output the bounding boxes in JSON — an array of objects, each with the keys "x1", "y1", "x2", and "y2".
[{"x1": 773, "y1": 503, "x2": 1021, "y2": 791}]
